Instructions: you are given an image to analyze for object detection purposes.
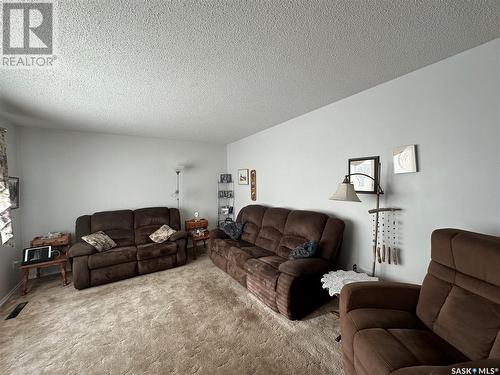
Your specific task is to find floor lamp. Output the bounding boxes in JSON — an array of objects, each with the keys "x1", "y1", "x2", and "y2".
[
  {"x1": 329, "y1": 172, "x2": 384, "y2": 277},
  {"x1": 172, "y1": 165, "x2": 185, "y2": 209}
]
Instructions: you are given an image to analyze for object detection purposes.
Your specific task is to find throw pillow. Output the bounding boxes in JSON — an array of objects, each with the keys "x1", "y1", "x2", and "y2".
[
  {"x1": 81, "y1": 231, "x2": 117, "y2": 252},
  {"x1": 288, "y1": 240, "x2": 318, "y2": 260},
  {"x1": 150, "y1": 224, "x2": 177, "y2": 243},
  {"x1": 221, "y1": 221, "x2": 244, "y2": 240}
]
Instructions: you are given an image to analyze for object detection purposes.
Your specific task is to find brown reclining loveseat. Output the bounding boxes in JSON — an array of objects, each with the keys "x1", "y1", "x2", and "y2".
[
  {"x1": 68, "y1": 207, "x2": 187, "y2": 289},
  {"x1": 340, "y1": 228, "x2": 500, "y2": 375},
  {"x1": 208, "y1": 204, "x2": 345, "y2": 320}
]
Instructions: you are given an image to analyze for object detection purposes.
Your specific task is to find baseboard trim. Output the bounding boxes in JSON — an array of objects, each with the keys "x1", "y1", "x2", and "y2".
[{"x1": 0, "y1": 281, "x2": 22, "y2": 307}]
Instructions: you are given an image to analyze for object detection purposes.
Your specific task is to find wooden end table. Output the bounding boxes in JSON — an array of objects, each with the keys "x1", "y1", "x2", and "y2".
[
  {"x1": 20, "y1": 233, "x2": 71, "y2": 295},
  {"x1": 185, "y1": 219, "x2": 209, "y2": 259}
]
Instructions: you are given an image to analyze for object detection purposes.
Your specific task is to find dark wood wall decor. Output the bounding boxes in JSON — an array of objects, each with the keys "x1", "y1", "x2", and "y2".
[{"x1": 250, "y1": 170, "x2": 256, "y2": 201}]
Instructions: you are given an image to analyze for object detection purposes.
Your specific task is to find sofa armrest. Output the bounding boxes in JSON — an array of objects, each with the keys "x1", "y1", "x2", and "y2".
[
  {"x1": 209, "y1": 228, "x2": 229, "y2": 240},
  {"x1": 340, "y1": 281, "x2": 421, "y2": 316},
  {"x1": 68, "y1": 242, "x2": 96, "y2": 257},
  {"x1": 169, "y1": 230, "x2": 188, "y2": 241},
  {"x1": 391, "y1": 358, "x2": 500, "y2": 375},
  {"x1": 278, "y1": 258, "x2": 330, "y2": 277}
]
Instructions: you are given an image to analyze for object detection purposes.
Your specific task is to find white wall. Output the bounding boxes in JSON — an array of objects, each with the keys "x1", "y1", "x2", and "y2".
[
  {"x1": 18, "y1": 127, "x2": 226, "y2": 247},
  {"x1": 0, "y1": 122, "x2": 23, "y2": 303},
  {"x1": 227, "y1": 39, "x2": 500, "y2": 284}
]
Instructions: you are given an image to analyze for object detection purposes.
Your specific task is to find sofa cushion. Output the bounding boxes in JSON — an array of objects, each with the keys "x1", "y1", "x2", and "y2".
[
  {"x1": 221, "y1": 221, "x2": 244, "y2": 240},
  {"x1": 342, "y1": 308, "x2": 426, "y2": 367},
  {"x1": 134, "y1": 207, "x2": 170, "y2": 229},
  {"x1": 288, "y1": 240, "x2": 318, "y2": 259},
  {"x1": 91, "y1": 210, "x2": 134, "y2": 247},
  {"x1": 68, "y1": 242, "x2": 97, "y2": 257},
  {"x1": 257, "y1": 255, "x2": 287, "y2": 270},
  {"x1": 81, "y1": 231, "x2": 117, "y2": 252},
  {"x1": 232, "y1": 239, "x2": 255, "y2": 248},
  {"x1": 149, "y1": 224, "x2": 177, "y2": 243},
  {"x1": 226, "y1": 246, "x2": 273, "y2": 268},
  {"x1": 88, "y1": 246, "x2": 137, "y2": 269},
  {"x1": 212, "y1": 238, "x2": 254, "y2": 258},
  {"x1": 278, "y1": 258, "x2": 329, "y2": 277},
  {"x1": 255, "y1": 207, "x2": 290, "y2": 252},
  {"x1": 277, "y1": 210, "x2": 327, "y2": 258},
  {"x1": 353, "y1": 328, "x2": 468, "y2": 375},
  {"x1": 134, "y1": 207, "x2": 171, "y2": 245},
  {"x1": 75, "y1": 215, "x2": 91, "y2": 241},
  {"x1": 347, "y1": 308, "x2": 425, "y2": 332},
  {"x1": 245, "y1": 257, "x2": 281, "y2": 290},
  {"x1": 238, "y1": 205, "x2": 267, "y2": 244},
  {"x1": 136, "y1": 242, "x2": 177, "y2": 260},
  {"x1": 317, "y1": 217, "x2": 345, "y2": 262}
]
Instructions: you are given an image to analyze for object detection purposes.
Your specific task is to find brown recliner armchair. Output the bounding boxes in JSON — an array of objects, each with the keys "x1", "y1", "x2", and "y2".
[
  {"x1": 208, "y1": 205, "x2": 345, "y2": 320},
  {"x1": 340, "y1": 228, "x2": 500, "y2": 375}
]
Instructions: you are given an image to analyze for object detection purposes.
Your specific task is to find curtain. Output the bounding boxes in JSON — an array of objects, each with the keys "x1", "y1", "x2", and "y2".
[{"x1": 0, "y1": 129, "x2": 14, "y2": 245}]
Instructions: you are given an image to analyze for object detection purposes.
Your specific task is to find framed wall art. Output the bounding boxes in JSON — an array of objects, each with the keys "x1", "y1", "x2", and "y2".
[
  {"x1": 348, "y1": 156, "x2": 379, "y2": 194},
  {"x1": 219, "y1": 174, "x2": 232, "y2": 183},
  {"x1": 393, "y1": 145, "x2": 418, "y2": 174},
  {"x1": 238, "y1": 169, "x2": 249, "y2": 185}
]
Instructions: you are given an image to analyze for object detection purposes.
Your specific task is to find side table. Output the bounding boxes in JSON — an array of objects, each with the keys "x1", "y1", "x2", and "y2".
[
  {"x1": 321, "y1": 270, "x2": 378, "y2": 341},
  {"x1": 20, "y1": 233, "x2": 71, "y2": 295},
  {"x1": 20, "y1": 258, "x2": 69, "y2": 295},
  {"x1": 185, "y1": 219, "x2": 209, "y2": 259},
  {"x1": 321, "y1": 270, "x2": 378, "y2": 296}
]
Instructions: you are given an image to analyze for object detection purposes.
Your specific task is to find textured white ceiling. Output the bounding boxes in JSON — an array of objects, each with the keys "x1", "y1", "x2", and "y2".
[{"x1": 1, "y1": 0, "x2": 499, "y2": 144}]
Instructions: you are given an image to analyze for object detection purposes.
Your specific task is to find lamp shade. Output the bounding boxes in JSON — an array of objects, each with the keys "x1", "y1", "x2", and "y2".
[
  {"x1": 174, "y1": 165, "x2": 185, "y2": 173},
  {"x1": 329, "y1": 181, "x2": 361, "y2": 202}
]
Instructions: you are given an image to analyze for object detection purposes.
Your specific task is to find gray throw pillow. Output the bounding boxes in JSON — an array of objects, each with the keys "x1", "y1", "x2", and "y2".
[
  {"x1": 149, "y1": 224, "x2": 177, "y2": 243},
  {"x1": 288, "y1": 240, "x2": 318, "y2": 260},
  {"x1": 82, "y1": 231, "x2": 117, "y2": 252},
  {"x1": 221, "y1": 221, "x2": 244, "y2": 240}
]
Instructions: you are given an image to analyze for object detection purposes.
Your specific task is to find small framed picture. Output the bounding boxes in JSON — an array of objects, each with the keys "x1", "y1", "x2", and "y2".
[
  {"x1": 218, "y1": 190, "x2": 233, "y2": 198},
  {"x1": 7, "y1": 177, "x2": 19, "y2": 209},
  {"x1": 393, "y1": 145, "x2": 418, "y2": 174},
  {"x1": 238, "y1": 169, "x2": 249, "y2": 185},
  {"x1": 219, "y1": 174, "x2": 232, "y2": 183},
  {"x1": 348, "y1": 157, "x2": 379, "y2": 194}
]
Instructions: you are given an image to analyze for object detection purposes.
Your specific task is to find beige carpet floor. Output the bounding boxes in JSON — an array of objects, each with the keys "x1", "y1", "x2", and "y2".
[{"x1": 0, "y1": 255, "x2": 344, "y2": 375}]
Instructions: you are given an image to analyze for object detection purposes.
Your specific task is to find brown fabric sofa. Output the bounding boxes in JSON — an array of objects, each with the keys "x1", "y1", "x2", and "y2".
[
  {"x1": 340, "y1": 228, "x2": 500, "y2": 375},
  {"x1": 208, "y1": 204, "x2": 345, "y2": 320},
  {"x1": 68, "y1": 207, "x2": 187, "y2": 289}
]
